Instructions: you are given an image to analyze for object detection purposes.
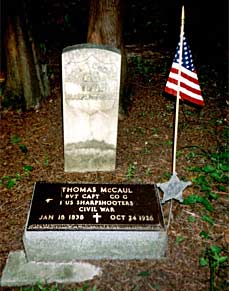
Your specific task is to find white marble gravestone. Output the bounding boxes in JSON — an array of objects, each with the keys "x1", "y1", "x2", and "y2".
[{"x1": 62, "y1": 44, "x2": 121, "y2": 172}]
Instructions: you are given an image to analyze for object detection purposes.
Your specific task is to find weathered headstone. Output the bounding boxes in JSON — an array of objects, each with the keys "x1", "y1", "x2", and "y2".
[
  {"x1": 0, "y1": 182, "x2": 167, "y2": 286},
  {"x1": 62, "y1": 44, "x2": 121, "y2": 172}
]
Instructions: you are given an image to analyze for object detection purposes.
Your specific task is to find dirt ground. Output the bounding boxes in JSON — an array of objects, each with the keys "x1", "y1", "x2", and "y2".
[{"x1": 0, "y1": 44, "x2": 228, "y2": 291}]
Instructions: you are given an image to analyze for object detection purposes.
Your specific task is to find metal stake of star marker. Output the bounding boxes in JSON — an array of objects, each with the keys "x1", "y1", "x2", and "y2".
[{"x1": 156, "y1": 6, "x2": 192, "y2": 227}]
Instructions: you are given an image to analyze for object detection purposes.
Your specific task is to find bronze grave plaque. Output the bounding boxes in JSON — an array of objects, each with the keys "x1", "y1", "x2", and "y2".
[{"x1": 27, "y1": 182, "x2": 164, "y2": 231}]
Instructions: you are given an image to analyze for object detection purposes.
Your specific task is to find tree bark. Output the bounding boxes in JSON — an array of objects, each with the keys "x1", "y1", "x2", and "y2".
[
  {"x1": 0, "y1": 0, "x2": 6, "y2": 84},
  {"x1": 87, "y1": 0, "x2": 128, "y2": 115},
  {"x1": 87, "y1": 0, "x2": 122, "y2": 48},
  {"x1": 3, "y1": 0, "x2": 49, "y2": 110}
]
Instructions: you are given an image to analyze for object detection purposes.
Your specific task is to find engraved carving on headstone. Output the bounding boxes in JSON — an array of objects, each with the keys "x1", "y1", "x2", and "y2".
[{"x1": 62, "y1": 45, "x2": 121, "y2": 172}]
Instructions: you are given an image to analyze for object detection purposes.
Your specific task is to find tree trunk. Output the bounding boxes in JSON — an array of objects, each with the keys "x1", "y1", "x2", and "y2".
[
  {"x1": 87, "y1": 0, "x2": 128, "y2": 115},
  {"x1": 0, "y1": 0, "x2": 6, "y2": 84},
  {"x1": 3, "y1": 0, "x2": 49, "y2": 110}
]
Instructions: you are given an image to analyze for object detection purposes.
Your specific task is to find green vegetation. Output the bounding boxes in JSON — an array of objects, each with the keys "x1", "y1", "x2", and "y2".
[
  {"x1": 137, "y1": 271, "x2": 150, "y2": 277},
  {"x1": 145, "y1": 167, "x2": 152, "y2": 176},
  {"x1": 199, "y1": 245, "x2": 228, "y2": 291},
  {"x1": 0, "y1": 165, "x2": 33, "y2": 189},
  {"x1": 11, "y1": 134, "x2": 28, "y2": 153},
  {"x1": 127, "y1": 55, "x2": 158, "y2": 84},
  {"x1": 126, "y1": 163, "x2": 136, "y2": 179},
  {"x1": 11, "y1": 134, "x2": 22, "y2": 144},
  {"x1": 0, "y1": 135, "x2": 32, "y2": 189},
  {"x1": 175, "y1": 235, "x2": 186, "y2": 244},
  {"x1": 183, "y1": 148, "x2": 228, "y2": 290},
  {"x1": 184, "y1": 150, "x2": 228, "y2": 211}
]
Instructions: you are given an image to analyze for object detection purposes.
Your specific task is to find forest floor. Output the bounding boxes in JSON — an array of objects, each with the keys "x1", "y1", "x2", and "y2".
[{"x1": 0, "y1": 44, "x2": 228, "y2": 291}]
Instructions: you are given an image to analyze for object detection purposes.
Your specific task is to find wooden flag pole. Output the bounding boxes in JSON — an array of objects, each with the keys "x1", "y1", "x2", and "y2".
[{"x1": 172, "y1": 5, "x2": 185, "y2": 174}]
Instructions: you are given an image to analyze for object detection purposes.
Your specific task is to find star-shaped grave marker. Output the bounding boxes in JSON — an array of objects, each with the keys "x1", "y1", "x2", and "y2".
[{"x1": 157, "y1": 172, "x2": 191, "y2": 204}]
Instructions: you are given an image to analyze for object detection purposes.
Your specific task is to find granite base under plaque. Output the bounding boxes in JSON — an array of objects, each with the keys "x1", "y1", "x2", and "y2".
[{"x1": 1, "y1": 182, "x2": 167, "y2": 286}]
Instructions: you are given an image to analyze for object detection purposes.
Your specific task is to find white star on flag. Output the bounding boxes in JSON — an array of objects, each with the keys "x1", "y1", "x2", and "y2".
[{"x1": 165, "y1": 33, "x2": 204, "y2": 106}]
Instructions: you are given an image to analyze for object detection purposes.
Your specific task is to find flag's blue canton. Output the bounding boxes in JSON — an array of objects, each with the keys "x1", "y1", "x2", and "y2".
[{"x1": 174, "y1": 35, "x2": 195, "y2": 72}]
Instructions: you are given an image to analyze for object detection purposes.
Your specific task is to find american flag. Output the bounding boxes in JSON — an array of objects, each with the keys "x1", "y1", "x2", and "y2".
[{"x1": 165, "y1": 33, "x2": 204, "y2": 106}]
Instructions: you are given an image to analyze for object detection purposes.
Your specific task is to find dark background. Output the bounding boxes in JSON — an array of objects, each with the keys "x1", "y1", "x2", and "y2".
[
  {"x1": 1, "y1": 0, "x2": 228, "y2": 90},
  {"x1": 25, "y1": 0, "x2": 228, "y2": 66}
]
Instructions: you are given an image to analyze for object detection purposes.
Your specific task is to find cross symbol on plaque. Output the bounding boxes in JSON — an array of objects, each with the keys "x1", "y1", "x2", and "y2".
[{"x1": 93, "y1": 213, "x2": 102, "y2": 223}]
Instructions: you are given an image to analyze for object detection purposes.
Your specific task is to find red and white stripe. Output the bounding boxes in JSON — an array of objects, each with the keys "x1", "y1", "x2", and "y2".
[{"x1": 165, "y1": 62, "x2": 204, "y2": 106}]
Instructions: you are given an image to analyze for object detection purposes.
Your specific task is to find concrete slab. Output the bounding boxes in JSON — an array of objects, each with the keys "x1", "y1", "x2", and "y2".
[{"x1": 0, "y1": 250, "x2": 101, "y2": 287}]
